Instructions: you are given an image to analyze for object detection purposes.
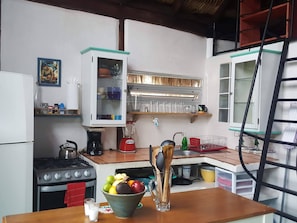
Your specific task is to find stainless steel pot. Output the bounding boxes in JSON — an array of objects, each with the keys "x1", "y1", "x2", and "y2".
[{"x1": 59, "y1": 140, "x2": 78, "y2": 159}]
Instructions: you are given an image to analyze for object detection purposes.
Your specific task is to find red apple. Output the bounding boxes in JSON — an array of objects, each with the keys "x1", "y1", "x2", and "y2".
[{"x1": 130, "y1": 180, "x2": 145, "y2": 193}]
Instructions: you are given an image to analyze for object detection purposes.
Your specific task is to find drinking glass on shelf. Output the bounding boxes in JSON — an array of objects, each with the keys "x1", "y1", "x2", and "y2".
[
  {"x1": 191, "y1": 105, "x2": 197, "y2": 113},
  {"x1": 152, "y1": 100, "x2": 159, "y2": 112},
  {"x1": 184, "y1": 105, "x2": 191, "y2": 113},
  {"x1": 171, "y1": 102, "x2": 177, "y2": 113},
  {"x1": 177, "y1": 101, "x2": 184, "y2": 113},
  {"x1": 159, "y1": 101, "x2": 165, "y2": 113},
  {"x1": 165, "y1": 101, "x2": 171, "y2": 113},
  {"x1": 141, "y1": 103, "x2": 150, "y2": 112}
]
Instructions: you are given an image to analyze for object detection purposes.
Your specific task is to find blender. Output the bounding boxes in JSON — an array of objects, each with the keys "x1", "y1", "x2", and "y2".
[{"x1": 119, "y1": 121, "x2": 136, "y2": 153}]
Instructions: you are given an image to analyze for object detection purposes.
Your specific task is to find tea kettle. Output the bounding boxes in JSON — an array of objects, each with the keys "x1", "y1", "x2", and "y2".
[{"x1": 59, "y1": 140, "x2": 78, "y2": 159}]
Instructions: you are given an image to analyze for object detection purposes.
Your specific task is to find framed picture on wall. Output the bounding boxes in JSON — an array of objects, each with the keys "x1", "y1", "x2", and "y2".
[{"x1": 37, "y1": 58, "x2": 61, "y2": 87}]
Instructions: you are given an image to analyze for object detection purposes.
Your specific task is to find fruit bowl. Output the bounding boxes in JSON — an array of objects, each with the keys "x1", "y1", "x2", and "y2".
[{"x1": 102, "y1": 188, "x2": 146, "y2": 218}]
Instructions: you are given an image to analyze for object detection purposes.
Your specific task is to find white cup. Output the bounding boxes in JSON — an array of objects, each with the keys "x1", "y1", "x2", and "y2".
[
  {"x1": 84, "y1": 198, "x2": 95, "y2": 216},
  {"x1": 98, "y1": 87, "x2": 105, "y2": 95},
  {"x1": 177, "y1": 167, "x2": 183, "y2": 177},
  {"x1": 183, "y1": 165, "x2": 191, "y2": 179},
  {"x1": 89, "y1": 203, "x2": 100, "y2": 222}
]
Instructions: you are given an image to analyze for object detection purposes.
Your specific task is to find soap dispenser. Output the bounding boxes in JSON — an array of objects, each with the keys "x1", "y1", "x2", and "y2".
[{"x1": 181, "y1": 136, "x2": 188, "y2": 150}]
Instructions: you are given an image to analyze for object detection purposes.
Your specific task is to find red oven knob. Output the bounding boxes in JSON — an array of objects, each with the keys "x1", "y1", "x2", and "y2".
[
  {"x1": 74, "y1": 171, "x2": 82, "y2": 178},
  {"x1": 43, "y1": 173, "x2": 52, "y2": 181}
]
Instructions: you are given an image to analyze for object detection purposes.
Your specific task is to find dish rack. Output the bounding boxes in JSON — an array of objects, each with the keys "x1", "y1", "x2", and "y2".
[{"x1": 189, "y1": 135, "x2": 227, "y2": 152}]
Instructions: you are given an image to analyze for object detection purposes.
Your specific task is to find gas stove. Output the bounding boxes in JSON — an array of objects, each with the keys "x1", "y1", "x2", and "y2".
[{"x1": 33, "y1": 157, "x2": 96, "y2": 185}]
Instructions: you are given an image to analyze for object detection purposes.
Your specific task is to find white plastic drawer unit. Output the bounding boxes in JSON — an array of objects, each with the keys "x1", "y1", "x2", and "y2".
[{"x1": 215, "y1": 167, "x2": 256, "y2": 197}]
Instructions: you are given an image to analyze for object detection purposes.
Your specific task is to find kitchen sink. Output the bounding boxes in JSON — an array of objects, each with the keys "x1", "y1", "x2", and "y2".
[{"x1": 173, "y1": 149, "x2": 200, "y2": 156}]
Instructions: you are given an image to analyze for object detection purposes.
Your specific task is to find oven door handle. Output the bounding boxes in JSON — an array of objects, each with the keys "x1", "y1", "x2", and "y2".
[{"x1": 40, "y1": 180, "x2": 96, "y2": 193}]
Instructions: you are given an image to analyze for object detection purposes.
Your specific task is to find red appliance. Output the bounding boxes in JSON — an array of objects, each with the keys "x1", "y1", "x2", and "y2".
[{"x1": 119, "y1": 121, "x2": 136, "y2": 153}]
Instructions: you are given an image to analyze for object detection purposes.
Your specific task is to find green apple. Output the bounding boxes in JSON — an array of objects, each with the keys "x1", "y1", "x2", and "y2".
[
  {"x1": 106, "y1": 175, "x2": 115, "y2": 184},
  {"x1": 103, "y1": 183, "x2": 112, "y2": 192}
]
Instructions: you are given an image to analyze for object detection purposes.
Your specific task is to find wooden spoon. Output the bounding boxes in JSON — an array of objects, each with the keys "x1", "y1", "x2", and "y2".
[
  {"x1": 152, "y1": 147, "x2": 163, "y2": 198},
  {"x1": 161, "y1": 144, "x2": 174, "y2": 203}
]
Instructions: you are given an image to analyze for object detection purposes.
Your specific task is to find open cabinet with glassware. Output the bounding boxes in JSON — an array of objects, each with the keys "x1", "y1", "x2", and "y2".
[
  {"x1": 229, "y1": 49, "x2": 281, "y2": 134},
  {"x1": 126, "y1": 71, "x2": 211, "y2": 123},
  {"x1": 81, "y1": 47, "x2": 129, "y2": 127}
]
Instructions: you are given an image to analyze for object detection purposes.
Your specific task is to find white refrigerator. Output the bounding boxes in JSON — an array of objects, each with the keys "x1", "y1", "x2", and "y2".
[{"x1": 0, "y1": 71, "x2": 34, "y2": 219}]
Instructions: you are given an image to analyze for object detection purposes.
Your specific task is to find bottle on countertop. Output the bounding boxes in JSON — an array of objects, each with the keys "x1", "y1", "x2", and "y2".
[{"x1": 181, "y1": 136, "x2": 188, "y2": 150}]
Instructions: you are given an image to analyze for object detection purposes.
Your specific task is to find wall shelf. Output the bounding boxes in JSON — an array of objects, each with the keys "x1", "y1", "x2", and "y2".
[
  {"x1": 34, "y1": 108, "x2": 81, "y2": 117},
  {"x1": 127, "y1": 111, "x2": 212, "y2": 123},
  {"x1": 239, "y1": 1, "x2": 296, "y2": 47}
]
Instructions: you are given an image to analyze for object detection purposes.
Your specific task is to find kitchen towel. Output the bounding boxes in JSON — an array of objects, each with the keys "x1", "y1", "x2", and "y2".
[{"x1": 64, "y1": 182, "x2": 86, "y2": 207}]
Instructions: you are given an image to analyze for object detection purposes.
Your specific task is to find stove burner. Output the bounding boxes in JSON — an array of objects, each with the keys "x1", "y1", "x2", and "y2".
[
  {"x1": 33, "y1": 157, "x2": 96, "y2": 212},
  {"x1": 34, "y1": 158, "x2": 89, "y2": 170},
  {"x1": 33, "y1": 157, "x2": 96, "y2": 185}
]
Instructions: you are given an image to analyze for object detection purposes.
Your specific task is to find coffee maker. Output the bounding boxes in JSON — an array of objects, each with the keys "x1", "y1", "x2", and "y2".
[{"x1": 87, "y1": 128, "x2": 104, "y2": 156}]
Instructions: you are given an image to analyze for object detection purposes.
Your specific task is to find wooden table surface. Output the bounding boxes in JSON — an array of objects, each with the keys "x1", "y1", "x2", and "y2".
[{"x1": 2, "y1": 188, "x2": 275, "y2": 223}]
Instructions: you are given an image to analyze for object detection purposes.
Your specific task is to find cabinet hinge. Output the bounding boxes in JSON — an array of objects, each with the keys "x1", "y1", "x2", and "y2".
[{"x1": 91, "y1": 56, "x2": 93, "y2": 63}]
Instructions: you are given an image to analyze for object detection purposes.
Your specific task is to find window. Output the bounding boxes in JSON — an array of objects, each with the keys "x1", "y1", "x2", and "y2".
[{"x1": 219, "y1": 63, "x2": 231, "y2": 122}]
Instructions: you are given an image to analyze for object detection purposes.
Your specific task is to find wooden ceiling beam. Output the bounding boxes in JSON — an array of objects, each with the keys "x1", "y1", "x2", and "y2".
[
  {"x1": 172, "y1": 0, "x2": 184, "y2": 14},
  {"x1": 213, "y1": 0, "x2": 237, "y2": 21},
  {"x1": 27, "y1": 0, "x2": 212, "y2": 36}
]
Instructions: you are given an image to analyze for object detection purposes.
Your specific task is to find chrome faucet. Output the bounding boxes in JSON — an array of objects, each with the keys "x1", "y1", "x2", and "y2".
[{"x1": 172, "y1": 132, "x2": 184, "y2": 148}]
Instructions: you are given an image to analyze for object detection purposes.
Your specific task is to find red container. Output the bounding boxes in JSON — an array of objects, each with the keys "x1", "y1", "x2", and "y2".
[{"x1": 190, "y1": 137, "x2": 200, "y2": 147}]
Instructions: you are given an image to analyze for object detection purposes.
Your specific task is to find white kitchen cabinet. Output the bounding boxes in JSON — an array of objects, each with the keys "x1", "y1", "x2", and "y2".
[
  {"x1": 229, "y1": 49, "x2": 281, "y2": 133},
  {"x1": 80, "y1": 151, "x2": 276, "y2": 203},
  {"x1": 81, "y1": 47, "x2": 129, "y2": 127}
]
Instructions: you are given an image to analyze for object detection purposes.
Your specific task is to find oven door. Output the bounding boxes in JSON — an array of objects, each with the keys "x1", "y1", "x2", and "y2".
[{"x1": 34, "y1": 180, "x2": 96, "y2": 211}]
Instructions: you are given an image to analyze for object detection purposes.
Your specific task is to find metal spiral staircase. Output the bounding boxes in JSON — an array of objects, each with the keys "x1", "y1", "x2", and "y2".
[{"x1": 237, "y1": 0, "x2": 297, "y2": 222}]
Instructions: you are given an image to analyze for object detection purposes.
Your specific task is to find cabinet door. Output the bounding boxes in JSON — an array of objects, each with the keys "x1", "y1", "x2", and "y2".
[
  {"x1": 229, "y1": 50, "x2": 281, "y2": 134},
  {"x1": 230, "y1": 55, "x2": 259, "y2": 130},
  {"x1": 219, "y1": 63, "x2": 231, "y2": 122},
  {"x1": 81, "y1": 48, "x2": 128, "y2": 127}
]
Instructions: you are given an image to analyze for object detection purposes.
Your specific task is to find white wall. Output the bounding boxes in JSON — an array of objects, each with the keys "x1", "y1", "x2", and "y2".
[
  {"x1": 124, "y1": 20, "x2": 211, "y2": 149},
  {"x1": 1, "y1": 0, "x2": 119, "y2": 157},
  {"x1": 1, "y1": 0, "x2": 212, "y2": 156},
  {"x1": 125, "y1": 20, "x2": 206, "y2": 78}
]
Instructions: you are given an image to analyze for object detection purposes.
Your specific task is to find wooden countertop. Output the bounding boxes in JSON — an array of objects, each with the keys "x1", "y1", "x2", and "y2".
[
  {"x1": 82, "y1": 148, "x2": 265, "y2": 167},
  {"x1": 2, "y1": 188, "x2": 275, "y2": 223}
]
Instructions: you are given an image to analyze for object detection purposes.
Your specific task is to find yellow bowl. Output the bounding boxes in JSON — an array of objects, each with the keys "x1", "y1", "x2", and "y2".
[{"x1": 200, "y1": 166, "x2": 215, "y2": 182}]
